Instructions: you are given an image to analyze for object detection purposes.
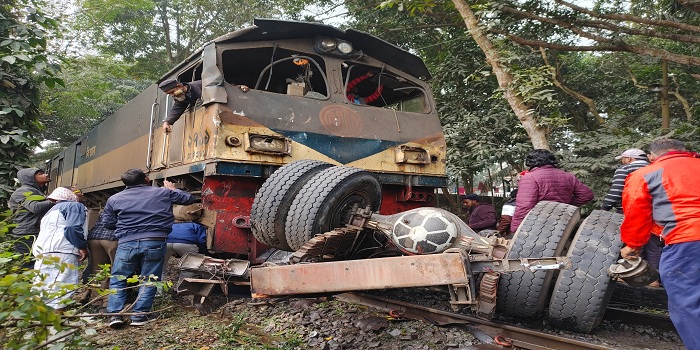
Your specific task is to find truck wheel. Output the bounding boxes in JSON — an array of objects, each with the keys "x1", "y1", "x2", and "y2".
[
  {"x1": 497, "y1": 201, "x2": 580, "y2": 317},
  {"x1": 285, "y1": 166, "x2": 382, "y2": 251},
  {"x1": 548, "y1": 210, "x2": 624, "y2": 333},
  {"x1": 250, "y1": 160, "x2": 332, "y2": 250}
]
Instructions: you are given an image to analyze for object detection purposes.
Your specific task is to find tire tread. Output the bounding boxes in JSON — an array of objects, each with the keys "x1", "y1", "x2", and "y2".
[
  {"x1": 497, "y1": 201, "x2": 580, "y2": 317},
  {"x1": 548, "y1": 210, "x2": 624, "y2": 333}
]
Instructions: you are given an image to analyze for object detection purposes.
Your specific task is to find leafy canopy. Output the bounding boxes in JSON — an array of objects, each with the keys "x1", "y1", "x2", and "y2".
[{"x1": 0, "y1": 0, "x2": 62, "y2": 209}]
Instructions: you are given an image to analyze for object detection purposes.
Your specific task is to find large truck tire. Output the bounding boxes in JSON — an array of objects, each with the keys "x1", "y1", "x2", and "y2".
[
  {"x1": 497, "y1": 201, "x2": 580, "y2": 317},
  {"x1": 285, "y1": 166, "x2": 382, "y2": 251},
  {"x1": 548, "y1": 210, "x2": 624, "y2": 333},
  {"x1": 250, "y1": 160, "x2": 332, "y2": 251}
]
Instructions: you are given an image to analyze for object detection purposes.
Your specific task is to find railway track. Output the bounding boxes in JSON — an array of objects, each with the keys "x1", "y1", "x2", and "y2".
[{"x1": 337, "y1": 292, "x2": 675, "y2": 350}]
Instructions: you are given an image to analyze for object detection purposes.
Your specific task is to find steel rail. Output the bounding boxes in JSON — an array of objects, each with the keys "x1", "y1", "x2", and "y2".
[
  {"x1": 604, "y1": 306, "x2": 675, "y2": 331},
  {"x1": 337, "y1": 292, "x2": 618, "y2": 350}
]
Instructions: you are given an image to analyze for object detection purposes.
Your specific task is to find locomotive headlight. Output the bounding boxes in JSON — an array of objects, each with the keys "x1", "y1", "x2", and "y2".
[
  {"x1": 314, "y1": 36, "x2": 357, "y2": 58},
  {"x1": 337, "y1": 42, "x2": 353, "y2": 54},
  {"x1": 320, "y1": 38, "x2": 337, "y2": 50}
]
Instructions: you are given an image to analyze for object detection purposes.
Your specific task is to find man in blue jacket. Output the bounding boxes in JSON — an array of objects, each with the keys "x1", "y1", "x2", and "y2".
[
  {"x1": 102, "y1": 169, "x2": 195, "y2": 327},
  {"x1": 166, "y1": 221, "x2": 207, "y2": 262}
]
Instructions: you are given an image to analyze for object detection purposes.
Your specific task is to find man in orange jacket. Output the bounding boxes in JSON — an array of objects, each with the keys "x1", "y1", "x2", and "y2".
[{"x1": 620, "y1": 139, "x2": 700, "y2": 349}]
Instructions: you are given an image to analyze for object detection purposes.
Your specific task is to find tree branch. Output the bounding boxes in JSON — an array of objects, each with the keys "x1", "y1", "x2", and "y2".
[
  {"x1": 678, "y1": 0, "x2": 700, "y2": 14},
  {"x1": 453, "y1": 0, "x2": 549, "y2": 149},
  {"x1": 539, "y1": 47, "x2": 604, "y2": 125},
  {"x1": 159, "y1": 3, "x2": 173, "y2": 62},
  {"x1": 620, "y1": 41, "x2": 700, "y2": 66},
  {"x1": 555, "y1": 0, "x2": 700, "y2": 34},
  {"x1": 491, "y1": 27, "x2": 700, "y2": 66},
  {"x1": 386, "y1": 23, "x2": 463, "y2": 32},
  {"x1": 574, "y1": 19, "x2": 700, "y2": 45},
  {"x1": 33, "y1": 329, "x2": 78, "y2": 350},
  {"x1": 670, "y1": 75, "x2": 693, "y2": 121},
  {"x1": 499, "y1": 5, "x2": 613, "y2": 43},
  {"x1": 490, "y1": 28, "x2": 624, "y2": 52}
]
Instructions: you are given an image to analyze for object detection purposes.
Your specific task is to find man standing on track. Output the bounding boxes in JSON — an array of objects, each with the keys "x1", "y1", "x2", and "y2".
[{"x1": 620, "y1": 139, "x2": 700, "y2": 349}]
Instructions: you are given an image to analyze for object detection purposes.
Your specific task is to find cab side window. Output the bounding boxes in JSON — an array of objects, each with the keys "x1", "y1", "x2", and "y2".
[{"x1": 342, "y1": 63, "x2": 428, "y2": 113}]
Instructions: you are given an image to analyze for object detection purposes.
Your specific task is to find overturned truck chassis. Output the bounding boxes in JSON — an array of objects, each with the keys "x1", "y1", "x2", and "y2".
[{"x1": 179, "y1": 206, "x2": 571, "y2": 316}]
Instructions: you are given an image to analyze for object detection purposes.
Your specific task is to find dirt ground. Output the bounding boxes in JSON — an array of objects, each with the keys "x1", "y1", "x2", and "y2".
[
  {"x1": 81, "y1": 289, "x2": 685, "y2": 350},
  {"x1": 79, "y1": 259, "x2": 685, "y2": 350},
  {"x1": 85, "y1": 293, "x2": 477, "y2": 350}
]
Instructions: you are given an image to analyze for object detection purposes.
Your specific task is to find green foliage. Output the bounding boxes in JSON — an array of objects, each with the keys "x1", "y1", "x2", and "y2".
[
  {"x1": 72, "y1": 0, "x2": 294, "y2": 80},
  {"x1": 0, "y1": 0, "x2": 62, "y2": 209},
  {"x1": 0, "y1": 261, "x2": 97, "y2": 349},
  {"x1": 37, "y1": 56, "x2": 151, "y2": 149},
  {"x1": 0, "y1": 207, "x2": 176, "y2": 349},
  {"x1": 0, "y1": 233, "x2": 93, "y2": 349}
]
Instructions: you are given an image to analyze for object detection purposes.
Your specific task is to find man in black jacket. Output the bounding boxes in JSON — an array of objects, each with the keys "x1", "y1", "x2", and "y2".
[
  {"x1": 8, "y1": 168, "x2": 53, "y2": 265},
  {"x1": 158, "y1": 79, "x2": 249, "y2": 133}
]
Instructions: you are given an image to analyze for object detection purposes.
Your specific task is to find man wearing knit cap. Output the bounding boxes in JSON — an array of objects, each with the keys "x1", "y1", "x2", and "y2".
[{"x1": 32, "y1": 187, "x2": 88, "y2": 310}]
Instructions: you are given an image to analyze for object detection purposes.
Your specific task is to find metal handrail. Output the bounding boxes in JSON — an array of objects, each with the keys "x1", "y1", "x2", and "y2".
[{"x1": 146, "y1": 101, "x2": 158, "y2": 170}]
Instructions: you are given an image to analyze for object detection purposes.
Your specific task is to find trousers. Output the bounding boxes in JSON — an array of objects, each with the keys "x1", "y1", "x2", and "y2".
[
  {"x1": 107, "y1": 240, "x2": 166, "y2": 319},
  {"x1": 660, "y1": 240, "x2": 700, "y2": 350}
]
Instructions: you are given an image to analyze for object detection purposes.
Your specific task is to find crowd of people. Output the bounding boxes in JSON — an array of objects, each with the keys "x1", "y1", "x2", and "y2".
[
  {"x1": 8, "y1": 168, "x2": 199, "y2": 327},
  {"x1": 458, "y1": 141, "x2": 698, "y2": 348},
  {"x1": 5, "y1": 139, "x2": 699, "y2": 347}
]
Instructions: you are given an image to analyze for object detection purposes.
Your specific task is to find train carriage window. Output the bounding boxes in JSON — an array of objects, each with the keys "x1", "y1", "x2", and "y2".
[
  {"x1": 222, "y1": 48, "x2": 328, "y2": 98},
  {"x1": 343, "y1": 63, "x2": 428, "y2": 113},
  {"x1": 177, "y1": 63, "x2": 202, "y2": 83}
]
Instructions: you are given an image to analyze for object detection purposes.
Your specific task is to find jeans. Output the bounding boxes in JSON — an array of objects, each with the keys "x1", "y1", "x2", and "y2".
[
  {"x1": 660, "y1": 240, "x2": 700, "y2": 350},
  {"x1": 107, "y1": 240, "x2": 166, "y2": 319}
]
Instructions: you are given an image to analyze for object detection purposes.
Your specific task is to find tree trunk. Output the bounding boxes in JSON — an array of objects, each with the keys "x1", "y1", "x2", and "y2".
[{"x1": 452, "y1": 0, "x2": 550, "y2": 150}]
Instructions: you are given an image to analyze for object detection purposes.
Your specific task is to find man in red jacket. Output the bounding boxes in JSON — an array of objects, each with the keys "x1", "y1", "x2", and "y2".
[
  {"x1": 510, "y1": 149, "x2": 594, "y2": 234},
  {"x1": 620, "y1": 139, "x2": 700, "y2": 349}
]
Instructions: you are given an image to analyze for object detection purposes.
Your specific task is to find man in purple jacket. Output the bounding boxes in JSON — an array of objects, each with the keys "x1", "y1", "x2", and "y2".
[
  {"x1": 510, "y1": 149, "x2": 594, "y2": 234},
  {"x1": 461, "y1": 194, "x2": 497, "y2": 232}
]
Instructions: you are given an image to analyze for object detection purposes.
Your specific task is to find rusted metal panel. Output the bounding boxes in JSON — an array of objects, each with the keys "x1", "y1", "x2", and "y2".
[
  {"x1": 379, "y1": 186, "x2": 431, "y2": 215},
  {"x1": 202, "y1": 175, "x2": 266, "y2": 255},
  {"x1": 250, "y1": 253, "x2": 469, "y2": 297}
]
